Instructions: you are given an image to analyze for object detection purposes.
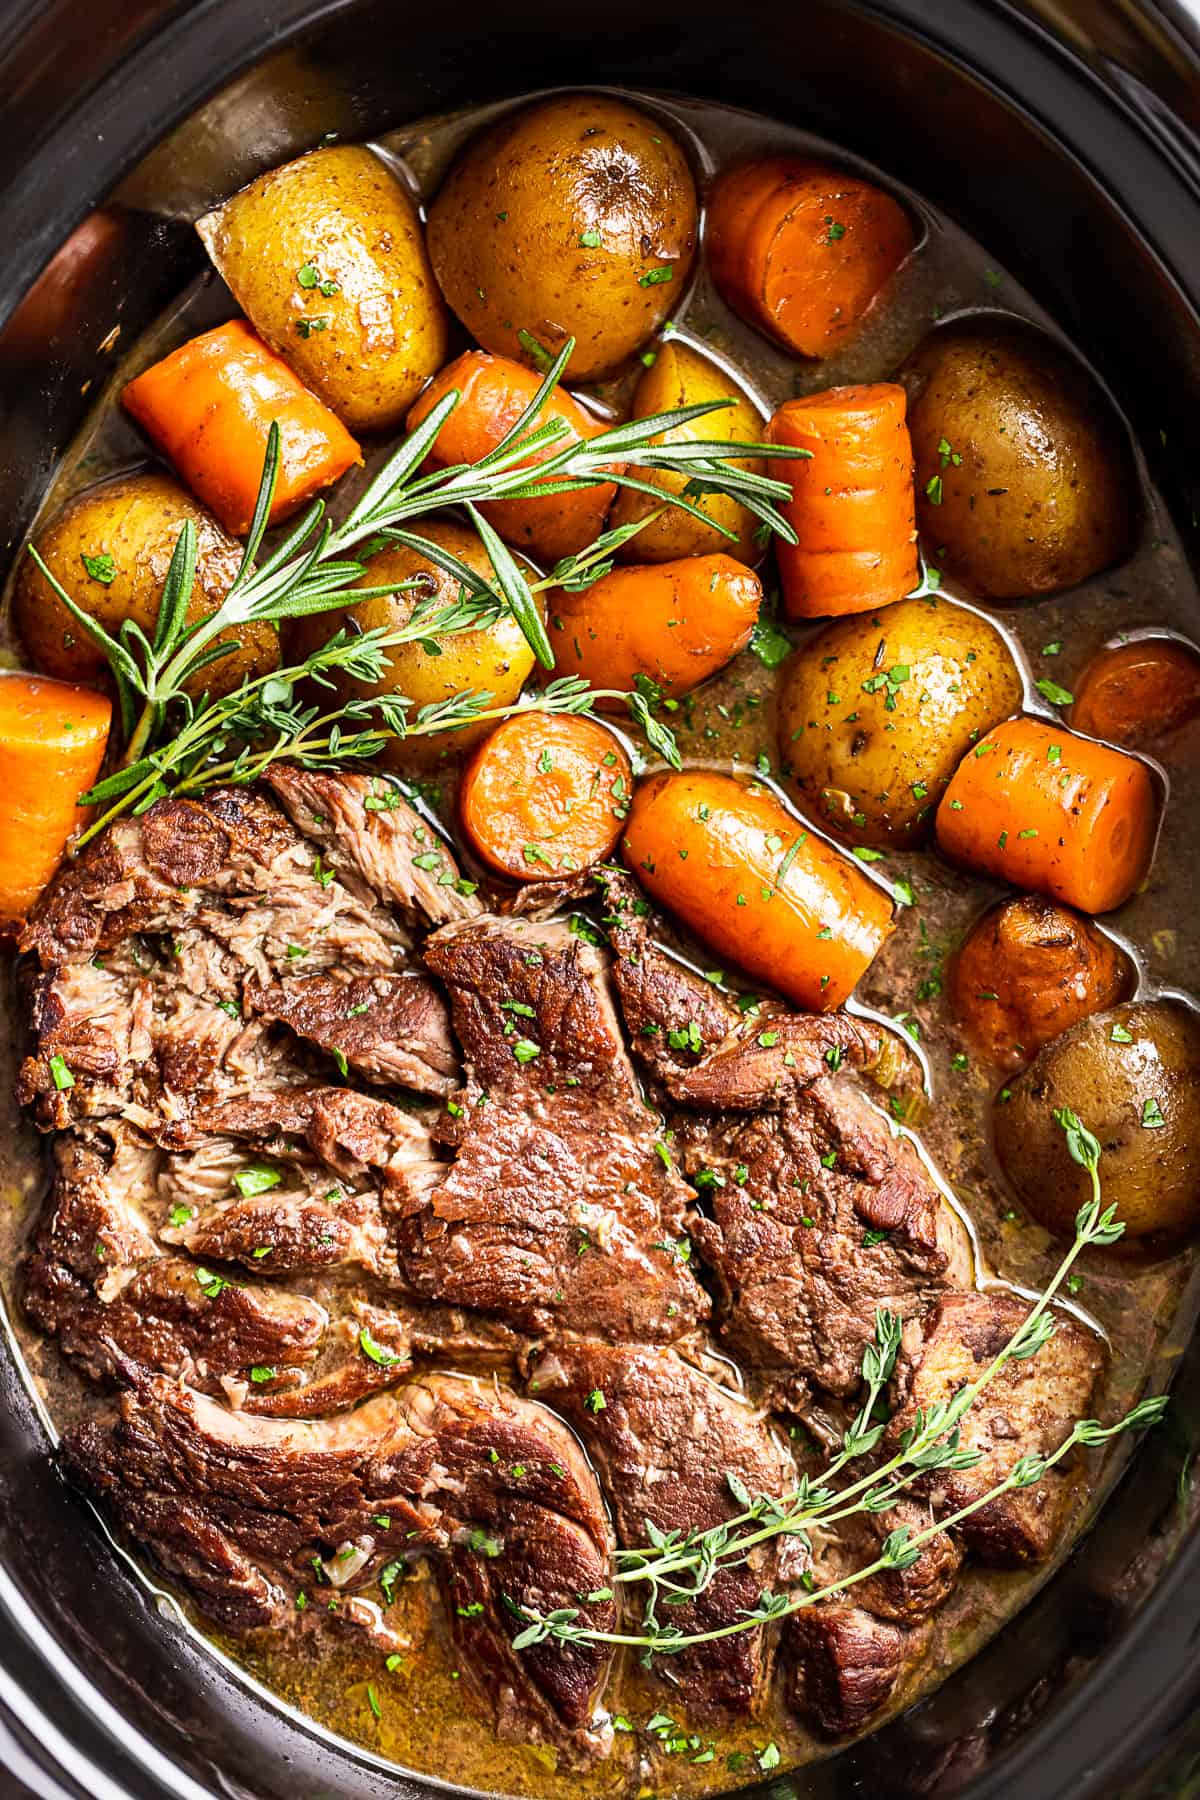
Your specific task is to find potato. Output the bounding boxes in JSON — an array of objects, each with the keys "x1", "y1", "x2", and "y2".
[
  {"x1": 14, "y1": 471, "x2": 278, "y2": 699},
  {"x1": 607, "y1": 340, "x2": 767, "y2": 561},
  {"x1": 904, "y1": 320, "x2": 1138, "y2": 601},
  {"x1": 197, "y1": 145, "x2": 448, "y2": 433},
  {"x1": 776, "y1": 595, "x2": 1022, "y2": 847},
  {"x1": 949, "y1": 895, "x2": 1133, "y2": 1071},
  {"x1": 427, "y1": 95, "x2": 698, "y2": 382},
  {"x1": 285, "y1": 518, "x2": 541, "y2": 771},
  {"x1": 994, "y1": 999, "x2": 1200, "y2": 1243}
]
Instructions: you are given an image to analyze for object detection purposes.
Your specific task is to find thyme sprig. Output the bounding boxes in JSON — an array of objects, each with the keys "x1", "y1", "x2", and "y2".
[
  {"x1": 510, "y1": 1112, "x2": 1166, "y2": 1662},
  {"x1": 28, "y1": 334, "x2": 797, "y2": 791}
]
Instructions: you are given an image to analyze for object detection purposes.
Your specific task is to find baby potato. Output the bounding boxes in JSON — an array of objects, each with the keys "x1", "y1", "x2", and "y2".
[
  {"x1": 994, "y1": 1000, "x2": 1200, "y2": 1243},
  {"x1": 949, "y1": 895, "x2": 1134, "y2": 1072},
  {"x1": 777, "y1": 595, "x2": 1022, "y2": 847},
  {"x1": 197, "y1": 145, "x2": 449, "y2": 433},
  {"x1": 427, "y1": 94, "x2": 698, "y2": 382},
  {"x1": 285, "y1": 518, "x2": 541, "y2": 771},
  {"x1": 607, "y1": 340, "x2": 767, "y2": 562},
  {"x1": 905, "y1": 320, "x2": 1139, "y2": 601},
  {"x1": 14, "y1": 471, "x2": 278, "y2": 699}
]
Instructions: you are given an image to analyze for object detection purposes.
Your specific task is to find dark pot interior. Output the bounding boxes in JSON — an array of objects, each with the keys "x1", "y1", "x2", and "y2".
[{"x1": 2, "y1": 2, "x2": 1200, "y2": 1795}]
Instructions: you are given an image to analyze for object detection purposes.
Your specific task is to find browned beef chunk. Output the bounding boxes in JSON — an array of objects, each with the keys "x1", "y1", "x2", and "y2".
[
  {"x1": 265, "y1": 766, "x2": 483, "y2": 926},
  {"x1": 843, "y1": 1500, "x2": 964, "y2": 1627},
  {"x1": 785, "y1": 1605, "x2": 913, "y2": 1737},
  {"x1": 679, "y1": 1072, "x2": 971, "y2": 1409},
  {"x1": 243, "y1": 969, "x2": 457, "y2": 1095},
  {"x1": 403, "y1": 915, "x2": 708, "y2": 1339},
  {"x1": 64, "y1": 1370, "x2": 616, "y2": 1759},
  {"x1": 600, "y1": 869, "x2": 889, "y2": 1103},
  {"x1": 887, "y1": 1289, "x2": 1104, "y2": 1565},
  {"x1": 532, "y1": 1341, "x2": 798, "y2": 1717}
]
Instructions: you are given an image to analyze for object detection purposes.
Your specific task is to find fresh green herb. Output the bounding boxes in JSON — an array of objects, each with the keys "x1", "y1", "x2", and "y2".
[
  {"x1": 48, "y1": 1054, "x2": 75, "y2": 1091},
  {"x1": 81, "y1": 552, "x2": 116, "y2": 585},
  {"x1": 1036, "y1": 678, "x2": 1075, "y2": 707},
  {"x1": 358, "y1": 1326, "x2": 406, "y2": 1367}
]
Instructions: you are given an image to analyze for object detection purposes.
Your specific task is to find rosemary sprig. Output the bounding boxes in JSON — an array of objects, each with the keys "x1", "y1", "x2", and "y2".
[
  {"x1": 28, "y1": 334, "x2": 798, "y2": 796},
  {"x1": 510, "y1": 1111, "x2": 1166, "y2": 1661}
]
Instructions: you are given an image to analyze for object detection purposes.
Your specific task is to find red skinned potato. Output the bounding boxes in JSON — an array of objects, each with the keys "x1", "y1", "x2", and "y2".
[
  {"x1": 1069, "y1": 638, "x2": 1200, "y2": 749},
  {"x1": 707, "y1": 158, "x2": 914, "y2": 358},
  {"x1": 549, "y1": 555, "x2": 762, "y2": 704},
  {"x1": 623, "y1": 770, "x2": 894, "y2": 1011},
  {"x1": 406, "y1": 351, "x2": 619, "y2": 565},
  {"x1": 949, "y1": 895, "x2": 1134, "y2": 1071}
]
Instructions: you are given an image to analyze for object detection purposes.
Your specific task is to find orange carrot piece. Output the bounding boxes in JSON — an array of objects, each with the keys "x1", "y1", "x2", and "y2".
[
  {"x1": 707, "y1": 158, "x2": 914, "y2": 359},
  {"x1": 768, "y1": 384, "x2": 918, "y2": 618},
  {"x1": 0, "y1": 673, "x2": 111, "y2": 926},
  {"x1": 622, "y1": 770, "x2": 893, "y2": 1010},
  {"x1": 935, "y1": 717, "x2": 1158, "y2": 914},
  {"x1": 122, "y1": 320, "x2": 361, "y2": 537},
  {"x1": 549, "y1": 554, "x2": 762, "y2": 701},
  {"x1": 460, "y1": 713, "x2": 633, "y2": 881},
  {"x1": 407, "y1": 351, "x2": 619, "y2": 565},
  {"x1": 949, "y1": 894, "x2": 1133, "y2": 1071},
  {"x1": 1069, "y1": 637, "x2": 1200, "y2": 748}
]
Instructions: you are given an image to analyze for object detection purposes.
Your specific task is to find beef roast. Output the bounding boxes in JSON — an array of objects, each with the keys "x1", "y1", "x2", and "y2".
[
  {"x1": 399, "y1": 914, "x2": 709, "y2": 1339},
  {"x1": 785, "y1": 1604, "x2": 914, "y2": 1738},
  {"x1": 531, "y1": 1341, "x2": 799, "y2": 1716},
  {"x1": 65, "y1": 1368, "x2": 617, "y2": 1759},
  {"x1": 888, "y1": 1288, "x2": 1104, "y2": 1564}
]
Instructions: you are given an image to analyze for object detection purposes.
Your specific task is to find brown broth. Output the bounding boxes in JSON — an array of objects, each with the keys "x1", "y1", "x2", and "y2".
[{"x1": 1, "y1": 81, "x2": 1199, "y2": 1800}]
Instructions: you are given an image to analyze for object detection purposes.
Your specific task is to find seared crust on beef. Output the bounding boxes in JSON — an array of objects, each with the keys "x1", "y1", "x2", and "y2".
[
  {"x1": 65, "y1": 1369, "x2": 616, "y2": 1757},
  {"x1": 888, "y1": 1288, "x2": 1104, "y2": 1564},
  {"x1": 785, "y1": 1605, "x2": 912, "y2": 1738}
]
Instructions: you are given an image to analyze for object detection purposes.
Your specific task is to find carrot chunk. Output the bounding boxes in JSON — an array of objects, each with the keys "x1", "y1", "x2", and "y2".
[
  {"x1": 768, "y1": 384, "x2": 918, "y2": 618},
  {"x1": 549, "y1": 554, "x2": 762, "y2": 701},
  {"x1": 935, "y1": 716, "x2": 1158, "y2": 914},
  {"x1": 622, "y1": 770, "x2": 893, "y2": 1010},
  {"x1": 1069, "y1": 637, "x2": 1200, "y2": 749},
  {"x1": 459, "y1": 713, "x2": 633, "y2": 881},
  {"x1": 707, "y1": 158, "x2": 914, "y2": 358},
  {"x1": 0, "y1": 673, "x2": 111, "y2": 926},
  {"x1": 407, "y1": 351, "x2": 619, "y2": 565},
  {"x1": 122, "y1": 320, "x2": 361, "y2": 537}
]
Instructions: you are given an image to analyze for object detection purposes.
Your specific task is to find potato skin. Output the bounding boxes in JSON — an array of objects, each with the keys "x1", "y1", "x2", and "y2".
[
  {"x1": 905, "y1": 321, "x2": 1139, "y2": 600},
  {"x1": 198, "y1": 145, "x2": 448, "y2": 433},
  {"x1": 777, "y1": 595, "x2": 1022, "y2": 847},
  {"x1": 994, "y1": 1000, "x2": 1200, "y2": 1243},
  {"x1": 427, "y1": 95, "x2": 698, "y2": 382},
  {"x1": 15, "y1": 471, "x2": 278, "y2": 699},
  {"x1": 608, "y1": 341, "x2": 766, "y2": 561},
  {"x1": 285, "y1": 518, "x2": 540, "y2": 771},
  {"x1": 949, "y1": 895, "x2": 1133, "y2": 1071}
]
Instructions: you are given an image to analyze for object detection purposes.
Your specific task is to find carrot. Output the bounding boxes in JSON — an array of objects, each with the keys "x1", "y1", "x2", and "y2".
[
  {"x1": 1069, "y1": 637, "x2": 1200, "y2": 748},
  {"x1": 707, "y1": 158, "x2": 914, "y2": 359},
  {"x1": 460, "y1": 713, "x2": 633, "y2": 881},
  {"x1": 935, "y1": 717, "x2": 1158, "y2": 914},
  {"x1": 949, "y1": 894, "x2": 1132, "y2": 1071},
  {"x1": 549, "y1": 554, "x2": 762, "y2": 702},
  {"x1": 0, "y1": 673, "x2": 111, "y2": 926},
  {"x1": 406, "y1": 351, "x2": 619, "y2": 564},
  {"x1": 768, "y1": 384, "x2": 918, "y2": 618},
  {"x1": 622, "y1": 771, "x2": 894, "y2": 1010},
  {"x1": 122, "y1": 320, "x2": 361, "y2": 537}
]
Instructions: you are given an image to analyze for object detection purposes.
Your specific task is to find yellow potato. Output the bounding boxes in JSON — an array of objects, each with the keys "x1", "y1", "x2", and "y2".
[
  {"x1": 14, "y1": 471, "x2": 278, "y2": 699},
  {"x1": 905, "y1": 321, "x2": 1138, "y2": 600},
  {"x1": 285, "y1": 518, "x2": 541, "y2": 771},
  {"x1": 777, "y1": 595, "x2": 1023, "y2": 847},
  {"x1": 607, "y1": 340, "x2": 767, "y2": 562},
  {"x1": 427, "y1": 94, "x2": 698, "y2": 383},
  {"x1": 197, "y1": 145, "x2": 449, "y2": 433}
]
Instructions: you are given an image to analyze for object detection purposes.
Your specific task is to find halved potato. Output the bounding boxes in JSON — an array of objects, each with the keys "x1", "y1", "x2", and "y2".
[
  {"x1": 607, "y1": 340, "x2": 767, "y2": 562},
  {"x1": 198, "y1": 145, "x2": 448, "y2": 433},
  {"x1": 15, "y1": 471, "x2": 278, "y2": 699}
]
